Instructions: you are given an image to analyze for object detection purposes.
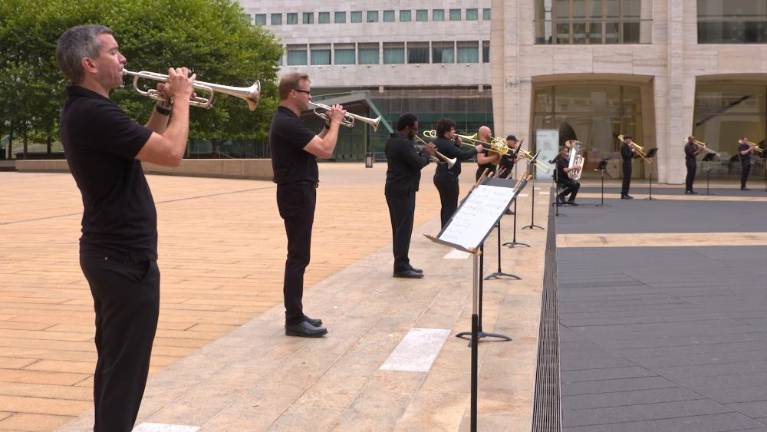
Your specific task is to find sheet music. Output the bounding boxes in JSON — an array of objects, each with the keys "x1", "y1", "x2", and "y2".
[{"x1": 438, "y1": 185, "x2": 517, "y2": 251}]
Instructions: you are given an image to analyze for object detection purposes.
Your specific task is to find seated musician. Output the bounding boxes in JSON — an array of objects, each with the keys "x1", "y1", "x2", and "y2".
[{"x1": 555, "y1": 146, "x2": 580, "y2": 206}]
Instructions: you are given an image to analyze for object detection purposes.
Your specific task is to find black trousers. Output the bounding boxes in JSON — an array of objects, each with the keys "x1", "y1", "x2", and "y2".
[
  {"x1": 557, "y1": 178, "x2": 580, "y2": 202},
  {"x1": 621, "y1": 160, "x2": 632, "y2": 196},
  {"x1": 685, "y1": 159, "x2": 697, "y2": 192},
  {"x1": 385, "y1": 189, "x2": 416, "y2": 273},
  {"x1": 80, "y1": 255, "x2": 160, "y2": 432},
  {"x1": 277, "y1": 183, "x2": 316, "y2": 326},
  {"x1": 434, "y1": 173, "x2": 459, "y2": 228},
  {"x1": 741, "y1": 161, "x2": 751, "y2": 189}
]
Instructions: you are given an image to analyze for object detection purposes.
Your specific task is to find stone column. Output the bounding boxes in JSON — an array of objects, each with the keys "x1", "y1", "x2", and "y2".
[{"x1": 490, "y1": 0, "x2": 506, "y2": 135}]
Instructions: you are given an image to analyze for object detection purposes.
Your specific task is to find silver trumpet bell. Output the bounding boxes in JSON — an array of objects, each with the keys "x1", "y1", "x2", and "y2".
[{"x1": 122, "y1": 69, "x2": 261, "y2": 111}]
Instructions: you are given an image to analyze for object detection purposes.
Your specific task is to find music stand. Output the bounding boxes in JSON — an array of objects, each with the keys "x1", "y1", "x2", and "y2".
[
  {"x1": 701, "y1": 152, "x2": 717, "y2": 195},
  {"x1": 522, "y1": 158, "x2": 545, "y2": 230},
  {"x1": 425, "y1": 177, "x2": 520, "y2": 432},
  {"x1": 645, "y1": 148, "x2": 658, "y2": 200},
  {"x1": 503, "y1": 195, "x2": 530, "y2": 248},
  {"x1": 596, "y1": 159, "x2": 609, "y2": 206},
  {"x1": 551, "y1": 159, "x2": 562, "y2": 217},
  {"x1": 487, "y1": 177, "x2": 531, "y2": 280}
]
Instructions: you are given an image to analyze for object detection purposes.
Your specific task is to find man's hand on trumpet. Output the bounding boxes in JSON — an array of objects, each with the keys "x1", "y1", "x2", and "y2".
[
  {"x1": 421, "y1": 142, "x2": 437, "y2": 156},
  {"x1": 164, "y1": 67, "x2": 195, "y2": 104},
  {"x1": 326, "y1": 104, "x2": 347, "y2": 126}
]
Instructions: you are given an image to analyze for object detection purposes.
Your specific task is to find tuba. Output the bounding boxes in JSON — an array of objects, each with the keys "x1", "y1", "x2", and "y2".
[
  {"x1": 567, "y1": 140, "x2": 585, "y2": 181},
  {"x1": 122, "y1": 69, "x2": 261, "y2": 110}
]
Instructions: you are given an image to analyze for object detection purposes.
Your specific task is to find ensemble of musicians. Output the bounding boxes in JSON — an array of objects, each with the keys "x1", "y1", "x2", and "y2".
[{"x1": 53, "y1": 23, "x2": 767, "y2": 431}]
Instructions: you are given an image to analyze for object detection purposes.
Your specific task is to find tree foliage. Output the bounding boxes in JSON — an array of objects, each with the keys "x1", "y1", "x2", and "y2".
[{"x1": 0, "y1": 0, "x2": 282, "y2": 145}]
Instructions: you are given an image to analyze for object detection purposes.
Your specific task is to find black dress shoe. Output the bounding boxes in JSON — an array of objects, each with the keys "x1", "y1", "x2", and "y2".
[
  {"x1": 621, "y1": 195, "x2": 633, "y2": 200},
  {"x1": 566, "y1": 201, "x2": 579, "y2": 206},
  {"x1": 408, "y1": 265, "x2": 423, "y2": 274},
  {"x1": 285, "y1": 321, "x2": 327, "y2": 338},
  {"x1": 393, "y1": 269, "x2": 424, "y2": 279},
  {"x1": 689, "y1": 191, "x2": 698, "y2": 195},
  {"x1": 303, "y1": 315, "x2": 322, "y2": 327}
]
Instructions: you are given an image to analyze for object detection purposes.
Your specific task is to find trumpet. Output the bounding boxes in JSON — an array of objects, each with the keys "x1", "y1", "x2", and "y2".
[
  {"x1": 122, "y1": 69, "x2": 261, "y2": 111},
  {"x1": 308, "y1": 102, "x2": 381, "y2": 131},
  {"x1": 618, "y1": 134, "x2": 647, "y2": 160},
  {"x1": 741, "y1": 139, "x2": 764, "y2": 155},
  {"x1": 414, "y1": 135, "x2": 456, "y2": 168}
]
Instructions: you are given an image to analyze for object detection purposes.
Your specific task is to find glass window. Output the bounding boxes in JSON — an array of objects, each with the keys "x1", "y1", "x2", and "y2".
[
  {"x1": 359, "y1": 43, "x2": 380, "y2": 64},
  {"x1": 302, "y1": 12, "x2": 314, "y2": 24},
  {"x1": 537, "y1": 0, "x2": 653, "y2": 44},
  {"x1": 457, "y1": 41, "x2": 479, "y2": 63},
  {"x1": 383, "y1": 42, "x2": 405, "y2": 64},
  {"x1": 400, "y1": 10, "x2": 412, "y2": 22},
  {"x1": 310, "y1": 44, "x2": 331, "y2": 65},
  {"x1": 351, "y1": 11, "x2": 362, "y2": 23},
  {"x1": 318, "y1": 12, "x2": 330, "y2": 23},
  {"x1": 335, "y1": 11, "x2": 346, "y2": 23},
  {"x1": 255, "y1": 14, "x2": 267, "y2": 26},
  {"x1": 433, "y1": 9, "x2": 445, "y2": 21},
  {"x1": 286, "y1": 13, "x2": 298, "y2": 25},
  {"x1": 623, "y1": 21, "x2": 640, "y2": 43},
  {"x1": 482, "y1": 41, "x2": 490, "y2": 63},
  {"x1": 384, "y1": 10, "x2": 395, "y2": 22},
  {"x1": 407, "y1": 42, "x2": 429, "y2": 64},
  {"x1": 367, "y1": 11, "x2": 379, "y2": 22},
  {"x1": 432, "y1": 42, "x2": 455, "y2": 63},
  {"x1": 483, "y1": 8, "x2": 492, "y2": 20},
  {"x1": 286, "y1": 45, "x2": 307, "y2": 65},
  {"x1": 466, "y1": 9, "x2": 479, "y2": 21},
  {"x1": 271, "y1": 13, "x2": 282, "y2": 25},
  {"x1": 698, "y1": 0, "x2": 767, "y2": 43},
  {"x1": 416, "y1": 9, "x2": 428, "y2": 21},
  {"x1": 449, "y1": 9, "x2": 462, "y2": 21},
  {"x1": 589, "y1": 0, "x2": 602, "y2": 18},
  {"x1": 335, "y1": 44, "x2": 355, "y2": 64}
]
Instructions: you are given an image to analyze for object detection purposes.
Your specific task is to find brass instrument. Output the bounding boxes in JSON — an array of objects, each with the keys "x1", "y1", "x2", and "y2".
[
  {"x1": 516, "y1": 149, "x2": 553, "y2": 173},
  {"x1": 567, "y1": 141, "x2": 585, "y2": 181},
  {"x1": 741, "y1": 140, "x2": 765, "y2": 155},
  {"x1": 688, "y1": 137, "x2": 719, "y2": 157},
  {"x1": 618, "y1": 134, "x2": 647, "y2": 160},
  {"x1": 308, "y1": 102, "x2": 381, "y2": 131},
  {"x1": 122, "y1": 69, "x2": 261, "y2": 110},
  {"x1": 414, "y1": 135, "x2": 456, "y2": 168}
]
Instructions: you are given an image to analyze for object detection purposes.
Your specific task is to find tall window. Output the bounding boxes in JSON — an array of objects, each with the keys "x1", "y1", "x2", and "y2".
[
  {"x1": 335, "y1": 11, "x2": 346, "y2": 23},
  {"x1": 483, "y1": 8, "x2": 492, "y2": 20},
  {"x1": 351, "y1": 11, "x2": 362, "y2": 23},
  {"x1": 335, "y1": 44, "x2": 356, "y2": 64},
  {"x1": 698, "y1": 0, "x2": 767, "y2": 43},
  {"x1": 433, "y1": 9, "x2": 445, "y2": 21},
  {"x1": 457, "y1": 41, "x2": 479, "y2": 63},
  {"x1": 310, "y1": 44, "x2": 331, "y2": 65},
  {"x1": 318, "y1": 12, "x2": 330, "y2": 24},
  {"x1": 359, "y1": 43, "x2": 380, "y2": 64},
  {"x1": 400, "y1": 10, "x2": 412, "y2": 22},
  {"x1": 383, "y1": 42, "x2": 405, "y2": 64},
  {"x1": 286, "y1": 13, "x2": 298, "y2": 25},
  {"x1": 482, "y1": 41, "x2": 490, "y2": 63},
  {"x1": 383, "y1": 10, "x2": 395, "y2": 22},
  {"x1": 407, "y1": 42, "x2": 429, "y2": 64},
  {"x1": 303, "y1": 12, "x2": 313, "y2": 24},
  {"x1": 286, "y1": 45, "x2": 307, "y2": 65},
  {"x1": 416, "y1": 9, "x2": 428, "y2": 22},
  {"x1": 535, "y1": 0, "x2": 652, "y2": 44},
  {"x1": 432, "y1": 42, "x2": 455, "y2": 63}
]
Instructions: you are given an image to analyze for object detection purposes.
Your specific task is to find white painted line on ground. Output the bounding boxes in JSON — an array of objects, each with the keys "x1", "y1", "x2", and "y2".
[
  {"x1": 518, "y1": 193, "x2": 529, "y2": 197},
  {"x1": 133, "y1": 424, "x2": 200, "y2": 432},
  {"x1": 444, "y1": 249, "x2": 471, "y2": 259},
  {"x1": 380, "y1": 328, "x2": 451, "y2": 372}
]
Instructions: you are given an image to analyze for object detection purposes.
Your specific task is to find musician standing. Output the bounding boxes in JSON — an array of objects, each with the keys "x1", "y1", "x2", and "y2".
[
  {"x1": 684, "y1": 136, "x2": 703, "y2": 194},
  {"x1": 432, "y1": 119, "x2": 482, "y2": 228},
  {"x1": 621, "y1": 135, "x2": 636, "y2": 199},
  {"x1": 555, "y1": 146, "x2": 580, "y2": 205},
  {"x1": 57, "y1": 25, "x2": 194, "y2": 431},
  {"x1": 497, "y1": 135, "x2": 519, "y2": 179},
  {"x1": 385, "y1": 113, "x2": 435, "y2": 279},
  {"x1": 270, "y1": 72, "x2": 345, "y2": 337},
  {"x1": 475, "y1": 125, "x2": 500, "y2": 180},
  {"x1": 738, "y1": 137, "x2": 754, "y2": 190}
]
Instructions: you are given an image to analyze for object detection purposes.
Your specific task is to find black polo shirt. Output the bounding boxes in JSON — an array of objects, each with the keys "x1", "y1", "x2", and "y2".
[
  {"x1": 684, "y1": 142, "x2": 697, "y2": 161},
  {"x1": 555, "y1": 157, "x2": 570, "y2": 183},
  {"x1": 739, "y1": 142, "x2": 752, "y2": 163},
  {"x1": 269, "y1": 106, "x2": 318, "y2": 185},
  {"x1": 60, "y1": 86, "x2": 156, "y2": 261},
  {"x1": 384, "y1": 133, "x2": 430, "y2": 195}
]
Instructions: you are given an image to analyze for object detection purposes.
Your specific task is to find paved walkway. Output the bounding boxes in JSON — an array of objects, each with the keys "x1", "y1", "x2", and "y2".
[
  {"x1": 556, "y1": 187, "x2": 767, "y2": 431},
  {"x1": 0, "y1": 164, "x2": 550, "y2": 431}
]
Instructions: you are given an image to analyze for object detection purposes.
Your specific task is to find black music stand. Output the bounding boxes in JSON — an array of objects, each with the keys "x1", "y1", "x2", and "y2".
[
  {"x1": 522, "y1": 160, "x2": 545, "y2": 230},
  {"x1": 596, "y1": 159, "x2": 609, "y2": 206},
  {"x1": 425, "y1": 176, "x2": 520, "y2": 432},
  {"x1": 701, "y1": 153, "x2": 717, "y2": 195},
  {"x1": 645, "y1": 148, "x2": 658, "y2": 200},
  {"x1": 487, "y1": 177, "x2": 530, "y2": 280},
  {"x1": 503, "y1": 196, "x2": 529, "y2": 248}
]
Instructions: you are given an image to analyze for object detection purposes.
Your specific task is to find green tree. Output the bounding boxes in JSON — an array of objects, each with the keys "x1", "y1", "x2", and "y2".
[{"x1": 0, "y1": 0, "x2": 282, "y2": 155}]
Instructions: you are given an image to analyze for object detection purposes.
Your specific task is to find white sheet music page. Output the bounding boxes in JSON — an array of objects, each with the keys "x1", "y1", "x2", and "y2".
[{"x1": 438, "y1": 184, "x2": 517, "y2": 251}]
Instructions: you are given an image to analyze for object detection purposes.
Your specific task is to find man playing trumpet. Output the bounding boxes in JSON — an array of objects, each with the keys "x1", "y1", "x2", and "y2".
[{"x1": 684, "y1": 136, "x2": 705, "y2": 194}]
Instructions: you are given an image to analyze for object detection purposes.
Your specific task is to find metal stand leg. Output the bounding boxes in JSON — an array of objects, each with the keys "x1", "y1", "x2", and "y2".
[
  {"x1": 457, "y1": 247, "x2": 512, "y2": 345},
  {"x1": 503, "y1": 198, "x2": 529, "y2": 248},
  {"x1": 522, "y1": 177, "x2": 544, "y2": 230},
  {"x1": 485, "y1": 221, "x2": 521, "y2": 280}
]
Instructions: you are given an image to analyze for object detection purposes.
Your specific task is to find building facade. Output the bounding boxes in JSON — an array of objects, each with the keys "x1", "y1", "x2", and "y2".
[{"x1": 492, "y1": 0, "x2": 767, "y2": 182}]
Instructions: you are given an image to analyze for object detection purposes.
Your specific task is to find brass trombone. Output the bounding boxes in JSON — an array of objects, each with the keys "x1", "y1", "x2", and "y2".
[
  {"x1": 618, "y1": 134, "x2": 647, "y2": 160},
  {"x1": 122, "y1": 69, "x2": 261, "y2": 111},
  {"x1": 414, "y1": 135, "x2": 456, "y2": 168},
  {"x1": 688, "y1": 137, "x2": 719, "y2": 156},
  {"x1": 308, "y1": 102, "x2": 381, "y2": 131},
  {"x1": 741, "y1": 139, "x2": 765, "y2": 155}
]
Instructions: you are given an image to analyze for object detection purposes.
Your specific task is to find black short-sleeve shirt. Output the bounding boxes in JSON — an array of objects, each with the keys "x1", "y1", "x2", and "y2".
[
  {"x1": 684, "y1": 142, "x2": 697, "y2": 161},
  {"x1": 60, "y1": 86, "x2": 156, "y2": 261},
  {"x1": 555, "y1": 157, "x2": 570, "y2": 183},
  {"x1": 739, "y1": 142, "x2": 752, "y2": 162},
  {"x1": 269, "y1": 106, "x2": 318, "y2": 184}
]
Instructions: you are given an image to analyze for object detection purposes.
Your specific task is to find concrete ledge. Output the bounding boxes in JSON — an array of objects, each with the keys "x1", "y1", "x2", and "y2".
[{"x1": 15, "y1": 158, "x2": 274, "y2": 180}]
